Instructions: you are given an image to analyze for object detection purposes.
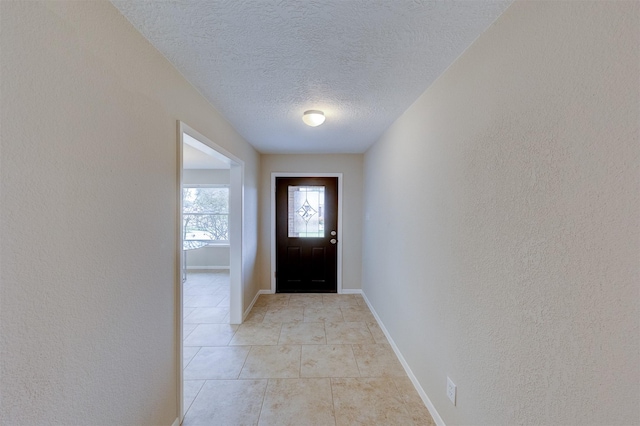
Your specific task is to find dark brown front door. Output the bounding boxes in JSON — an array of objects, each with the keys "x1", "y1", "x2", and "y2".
[{"x1": 275, "y1": 176, "x2": 338, "y2": 293}]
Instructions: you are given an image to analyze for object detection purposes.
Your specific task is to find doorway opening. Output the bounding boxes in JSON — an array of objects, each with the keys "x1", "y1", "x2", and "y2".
[
  {"x1": 178, "y1": 122, "x2": 244, "y2": 421},
  {"x1": 275, "y1": 176, "x2": 338, "y2": 293},
  {"x1": 270, "y1": 173, "x2": 343, "y2": 294}
]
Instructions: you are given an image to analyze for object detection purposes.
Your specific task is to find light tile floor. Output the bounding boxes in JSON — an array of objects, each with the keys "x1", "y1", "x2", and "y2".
[{"x1": 182, "y1": 271, "x2": 436, "y2": 426}]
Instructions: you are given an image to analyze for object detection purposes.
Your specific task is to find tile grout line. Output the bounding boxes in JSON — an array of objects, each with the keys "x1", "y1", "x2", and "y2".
[
  {"x1": 329, "y1": 375, "x2": 338, "y2": 426},
  {"x1": 390, "y1": 376, "x2": 416, "y2": 420},
  {"x1": 182, "y1": 379, "x2": 206, "y2": 420},
  {"x1": 256, "y1": 378, "x2": 270, "y2": 426},
  {"x1": 183, "y1": 346, "x2": 202, "y2": 370},
  {"x1": 350, "y1": 344, "x2": 363, "y2": 378},
  {"x1": 298, "y1": 332, "x2": 303, "y2": 379},
  {"x1": 237, "y1": 345, "x2": 253, "y2": 379}
]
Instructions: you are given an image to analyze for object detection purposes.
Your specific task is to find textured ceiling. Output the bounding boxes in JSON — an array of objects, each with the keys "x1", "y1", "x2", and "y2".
[{"x1": 111, "y1": 0, "x2": 512, "y2": 154}]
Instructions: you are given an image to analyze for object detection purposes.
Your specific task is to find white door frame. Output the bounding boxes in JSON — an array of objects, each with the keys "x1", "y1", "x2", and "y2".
[
  {"x1": 270, "y1": 172, "x2": 343, "y2": 293},
  {"x1": 178, "y1": 121, "x2": 244, "y2": 422}
]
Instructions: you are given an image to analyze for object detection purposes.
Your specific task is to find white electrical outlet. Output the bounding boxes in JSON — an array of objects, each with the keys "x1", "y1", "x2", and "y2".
[{"x1": 447, "y1": 377, "x2": 456, "y2": 406}]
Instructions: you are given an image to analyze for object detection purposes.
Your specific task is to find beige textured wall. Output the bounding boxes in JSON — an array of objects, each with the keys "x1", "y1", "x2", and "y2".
[
  {"x1": 0, "y1": 1, "x2": 259, "y2": 425},
  {"x1": 185, "y1": 246, "x2": 230, "y2": 269},
  {"x1": 183, "y1": 169, "x2": 230, "y2": 186},
  {"x1": 259, "y1": 154, "x2": 364, "y2": 290},
  {"x1": 362, "y1": 2, "x2": 639, "y2": 425}
]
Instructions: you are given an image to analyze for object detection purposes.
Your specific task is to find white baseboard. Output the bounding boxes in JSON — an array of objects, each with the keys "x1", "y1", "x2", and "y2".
[
  {"x1": 243, "y1": 289, "x2": 273, "y2": 321},
  {"x1": 360, "y1": 292, "x2": 445, "y2": 426},
  {"x1": 171, "y1": 417, "x2": 180, "y2": 426},
  {"x1": 186, "y1": 266, "x2": 230, "y2": 270},
  {"x1": 340, "y1": 288, "x2": 363, "y2": 294}
]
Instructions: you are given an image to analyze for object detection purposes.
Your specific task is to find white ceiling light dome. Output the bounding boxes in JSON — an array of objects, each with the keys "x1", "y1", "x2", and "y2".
[{"x1": 302, "y1": 110, "x2": 325, "y2": 127}]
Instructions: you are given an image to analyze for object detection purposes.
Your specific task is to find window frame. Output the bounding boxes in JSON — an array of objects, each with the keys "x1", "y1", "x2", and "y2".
[{"x1": 182, "y1": 183, "x2": 230, "y2": 246}]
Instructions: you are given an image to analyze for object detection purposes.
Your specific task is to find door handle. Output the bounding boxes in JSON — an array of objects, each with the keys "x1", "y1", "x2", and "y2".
[{"x1": 330, "y1": 239, "x2": 337, "y2": 244}]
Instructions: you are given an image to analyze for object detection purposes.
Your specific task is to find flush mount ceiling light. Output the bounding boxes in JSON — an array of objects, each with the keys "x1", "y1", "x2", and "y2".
[{"x1": 302, "y1": 110, "x2": 325, "y2": 127}]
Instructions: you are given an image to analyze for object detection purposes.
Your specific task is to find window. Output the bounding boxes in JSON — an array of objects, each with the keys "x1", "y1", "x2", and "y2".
[
  {"x1": 288, "y1": 185, "x2": 325, "y2": 238},
  {"x1": 183, "y1": 185, "x2": 229, "y2": 245}
]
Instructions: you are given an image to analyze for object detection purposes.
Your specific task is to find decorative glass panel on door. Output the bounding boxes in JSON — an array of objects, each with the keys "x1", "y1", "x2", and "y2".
[{"x1": 288, "y1": 186, "x2": 325, "y2": 238}]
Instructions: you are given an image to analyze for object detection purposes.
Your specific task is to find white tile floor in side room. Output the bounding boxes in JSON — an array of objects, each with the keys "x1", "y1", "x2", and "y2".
[{"x1": 182, "y1": 271, "x2": 436, "y2": 426}]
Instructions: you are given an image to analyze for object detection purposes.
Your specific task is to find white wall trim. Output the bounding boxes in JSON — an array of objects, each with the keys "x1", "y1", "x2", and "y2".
[
  {"x1": 361, "y1": 291, "x2": 445, "y2": 426},
  {"x1": 270, "y1": 172, "x2": 343, "y2": 294},
  {"x1": 186, "y1": 266, "x2": 230, "y2": 270},
  {"x1": 182, "y1": 242, "x2": 231, "y2": 247},
  {"x1": 171, "y1": 417, "x2": 180, "y2": 426},
  {"x1": 244, "y1": 289, "x2": 274, "y2": 320},
  {"x1": 340, "y1": 288, "x2": 362, "y2": 295},
  {"x1": 176, "y1": 124, "x2": 185, "y2": 425}
]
